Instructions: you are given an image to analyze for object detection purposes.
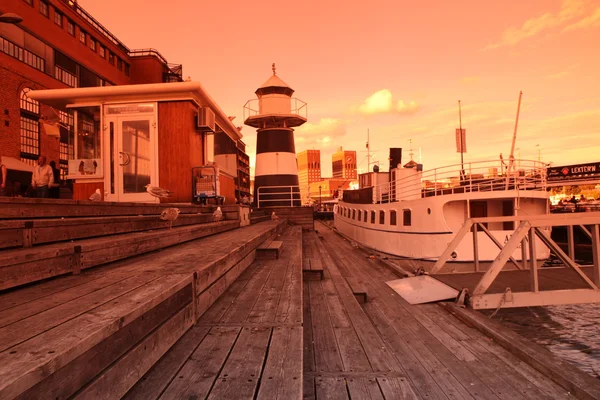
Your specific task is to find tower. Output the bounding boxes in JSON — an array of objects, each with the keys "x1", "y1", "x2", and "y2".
[{"x1": 244, "y1": 64, "x2": 307, "y2": 207}]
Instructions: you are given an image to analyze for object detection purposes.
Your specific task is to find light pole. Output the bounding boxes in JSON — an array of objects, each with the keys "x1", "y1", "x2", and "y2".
[
  {"x1": 318, "y1": 185, "x2": 322, "y2": 211},
  {"x1": 0, "y1": 13, "x2": 23, "y2": 24}
]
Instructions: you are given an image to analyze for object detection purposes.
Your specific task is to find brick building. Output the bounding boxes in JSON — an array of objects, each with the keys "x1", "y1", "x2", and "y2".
[
  {"x1": 332, "y1": 147, "x2": 357, "y2": 179},
  {"x1": 0, "y1": 0, "x2": 183, "y2": 179},
  {"x1": 297, "y1": 149, "x2": 321, "y2": 204}
]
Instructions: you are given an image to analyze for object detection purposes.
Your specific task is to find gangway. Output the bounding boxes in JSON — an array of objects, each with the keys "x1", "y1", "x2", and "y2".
[{"x1": 430, "y1": 212, "x2": 600, "y2": 309}]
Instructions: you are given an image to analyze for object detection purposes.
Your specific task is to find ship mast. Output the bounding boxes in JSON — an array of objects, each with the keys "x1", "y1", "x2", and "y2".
[{"x1": 506, "y1": 91, "x2": 523, "y2": 189}]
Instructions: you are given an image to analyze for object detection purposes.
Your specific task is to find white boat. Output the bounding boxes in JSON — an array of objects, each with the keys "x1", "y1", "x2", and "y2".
[{"x1": 333, "y1": 158, "x2": 551, "y2": 272}]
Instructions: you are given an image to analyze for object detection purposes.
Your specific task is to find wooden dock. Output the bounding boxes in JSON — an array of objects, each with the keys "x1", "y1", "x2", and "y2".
[{"x1": 1, "y1": 203, "x2": 600, "y2": 399}]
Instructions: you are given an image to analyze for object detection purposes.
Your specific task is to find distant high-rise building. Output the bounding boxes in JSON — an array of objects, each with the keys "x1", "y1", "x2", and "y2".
[
  {"x1": 332, "y1": 147, "x2": 357, "y2": 179},
  {"x1": 297, "y1": 150, "x2": 321, "y2": 204}
]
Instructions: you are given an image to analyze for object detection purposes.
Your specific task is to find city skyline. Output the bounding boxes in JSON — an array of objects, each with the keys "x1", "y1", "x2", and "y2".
[{"x1": 78, "y1": 0, "x2": 599, "y2": 177}]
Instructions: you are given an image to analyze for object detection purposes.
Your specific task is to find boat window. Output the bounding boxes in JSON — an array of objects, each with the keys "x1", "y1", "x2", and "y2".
[
  {"x1": 403, "y1": 209, "x2": 411, "y2": 226},
  {"x1": 352, "y1": 209, "x2": 356, "y2": 220},
  {"x1": 371, "y1": 211, "x2": 375, "y2": 224},
  {"x1": 363, "y1": 210, "x2": 368, "y2": 222},
  {"x1": 390, "y1": 210, "x2": 397, "y2": 225},
  {"x1": 379, "y1": 210, "x2": 385, "y2": 224}
]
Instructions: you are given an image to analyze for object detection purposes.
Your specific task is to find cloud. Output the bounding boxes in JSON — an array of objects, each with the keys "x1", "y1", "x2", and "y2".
[
  {"x1": 486, "y1": 0, "x2": 598, "y2": 49},
  {"x1": 460, "y1": 76, "x2": 481, "y2": 84},
  {"x1": 295, "y1": 117, "x2": 347, "y2": 151},
  {"x1": 353, "y1": 89, "x2": 419, "y2": 116},
  {"x1": 564, "y1": 6, "x2": 600, "y2": 31}
]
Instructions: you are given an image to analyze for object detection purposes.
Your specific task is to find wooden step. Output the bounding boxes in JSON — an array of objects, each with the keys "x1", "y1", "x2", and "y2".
[
  {"x1": 302, "y1": 257, "x2": 324, "y2": 280},
  {"x1": 0, "y1": 197, "x2": 240, "y2": 219},
  {"x1": 345, "y1": 276, "x2": 368, "y2": 304},
  {"x1": 256, "y1": 240, "x2": 284, "y2": 260},
  {"x1": 0, "y1": 220, "x2": 287, "y2": 399},
  {"x1": 0, "y1": 220, "x2": 240, "y2": 291}
]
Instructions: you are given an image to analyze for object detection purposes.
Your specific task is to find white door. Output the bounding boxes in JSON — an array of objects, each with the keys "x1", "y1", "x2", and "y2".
[{"x1": 105, "y1": 115, "x2": 157, "y2": 202}]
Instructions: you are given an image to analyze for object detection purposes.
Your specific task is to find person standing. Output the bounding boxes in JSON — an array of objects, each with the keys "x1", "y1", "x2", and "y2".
[
  {"x1": 0, "y1": 156, "x2": 7, "y2": 196},
  {"x1": 32, "y1": 155, "x2": 54, "y2": 198}
]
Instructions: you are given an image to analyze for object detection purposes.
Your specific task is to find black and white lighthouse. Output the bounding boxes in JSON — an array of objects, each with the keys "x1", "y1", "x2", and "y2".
[{"x1": 244, "y1": 64, "x2": 307, "y2": 207}]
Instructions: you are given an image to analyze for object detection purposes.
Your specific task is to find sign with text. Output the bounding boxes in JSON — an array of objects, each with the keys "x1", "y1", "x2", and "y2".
[
  {"x1": 547, "y1": 162, "x2": 600, "y2": 182},
  {"x1": 455, "y1": 129, "x2": 466, "y2": 153}
]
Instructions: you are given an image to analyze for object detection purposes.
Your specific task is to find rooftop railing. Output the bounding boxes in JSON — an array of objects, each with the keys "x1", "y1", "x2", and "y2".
[{"x1": 369, "y1": 159, "x2": 547, "y2": 204}]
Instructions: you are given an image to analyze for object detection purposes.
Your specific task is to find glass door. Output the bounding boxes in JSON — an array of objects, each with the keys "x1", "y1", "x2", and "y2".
[{"x1": 104, "y1": 115, "x2": 157, "y2": 202}]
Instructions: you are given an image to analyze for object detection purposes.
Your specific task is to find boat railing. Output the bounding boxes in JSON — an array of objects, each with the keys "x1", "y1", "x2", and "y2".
[{"x1": 371, "y1": 159, "x2": 547, "y2": 204}]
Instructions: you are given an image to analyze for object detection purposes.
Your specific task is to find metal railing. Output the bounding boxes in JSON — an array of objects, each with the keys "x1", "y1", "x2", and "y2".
[
  {"x1": 243, "y1": 98, "x2": 307, "y2": 120},
  {"x1": 432, "y1": 213, "x2": 600, "y2": 309},
  {"x1": 370, "y1": 159, "x2": 547, "y2": 204},
  {"x1": 257, "y1": 185, "x2": 301, "y2": 207}
]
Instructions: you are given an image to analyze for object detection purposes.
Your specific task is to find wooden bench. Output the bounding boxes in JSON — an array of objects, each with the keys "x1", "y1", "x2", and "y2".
[
  {"x1": 302, "y1": 257, "x2": 324, "y2": 280},
  {"x1": 256, "y1": 240, "x2": 284, "y2": 260},
  {"x1": 346, "y1": 276, "x2": 368, "y2": 304}
]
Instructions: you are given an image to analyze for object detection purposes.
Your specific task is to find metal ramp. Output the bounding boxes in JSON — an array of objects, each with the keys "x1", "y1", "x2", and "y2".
[
  {"x1": 386, "y1": 275, "x2": 459, "y2": 304},
  {"x1": 430, "y1": 212, "x2": 600, "y2": 309}
]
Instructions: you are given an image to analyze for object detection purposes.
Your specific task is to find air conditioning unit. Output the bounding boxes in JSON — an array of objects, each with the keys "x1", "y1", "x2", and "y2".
[{"x1": 196, "y1": 107, "x2": 216, "y2": 132}]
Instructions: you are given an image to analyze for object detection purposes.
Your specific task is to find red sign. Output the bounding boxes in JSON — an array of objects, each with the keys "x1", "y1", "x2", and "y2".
[{"x1": 455, "y1": 129, "x2": 466, "y2": 153}]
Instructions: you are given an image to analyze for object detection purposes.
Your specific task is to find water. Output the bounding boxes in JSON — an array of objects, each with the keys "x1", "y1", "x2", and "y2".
[{"x1": 485, "y1": 304, "x2": 600, "y2": 379}]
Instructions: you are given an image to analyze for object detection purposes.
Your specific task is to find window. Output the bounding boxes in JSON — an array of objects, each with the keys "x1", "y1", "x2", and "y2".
[
  {"x1": 379, "y1": 210, "x2": 385, "y2": 224},
  {"x1": 23, "y1": 0, "x2": 33, "y2": 5},
  {"x1": 55, "y1": 65, "x2": 78, "y2": 87},
  {"x1": 117, "y1": 57, "x2": 123, "y2": 71},
  {"x1": 108, "y1": 52, "x2": 114, "y2": 65},
  {"x1": 20, "y1": 88, "x2": 40, "y2": 162},
  {"x1": 89, "y1": 38, "x2": 96, "y2": 51},
  {"x1": 371, "y1": 211, "x2": 375, "y2": 224},
  {"x1": 99, "y1": 45, "x2": 105, "y2": 58},
  {"x1": 79, "y1": 31, "x2": 86, "y2": 44},
  {"x1": 403, "y1": 209, "x2": 412, "y2": 226},
  {"x1": 124, "y1": 63, "x2": 130, "y2": 76},
  {"x1": 352, "y1": 209, "x2": 356, "y2": 220},
  {"x1": 67, "y1": 20, "x2": 75, "y2": 36},
  {"x1": 363, "y1": 210, "x2": 367, "y2": 222},
  {"x1": 59, "y1": 110, "x2": 74, "y2": 178},
  {"x1": 54, "y1": 11, "x2": 63, "y2": 27},
  {"x1": 40, "y1": 1, "x2": 49, "y2": 17},
  {"x1": 0, "y1": 37, "x2": 45, "y2": 72},
  {"x1": 390, "y1": 210, "x2": 397, "y2": 226}
]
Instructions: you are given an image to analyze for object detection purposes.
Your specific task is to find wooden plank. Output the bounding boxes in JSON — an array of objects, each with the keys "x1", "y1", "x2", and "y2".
[
  {"x1": 74, "y1": 303, "x2": 194, "y2": 400},
  {"x1": 315, "y1": 377, "x2": 349, "y2": 400},
  {"x1": 346, "y1": 377, "x2": 385, "y2": 400},
  {"x1": 0, "y1": 254, "x2": 76, "y2": 291},
  {"x1": 308, "y1": 281, "x2": 344, "y2": 373},
  {"x1": 320, "y1": 277, "x2": 372, "y2": 373},
  {"x1": 19, "y1": 284, "x2": 193, "y2": 400},
  {"x1": 312, "y1": 237, "x2": 400, "y2": 373},
  {"x1": 0, "y1": 197, "x2": 218, "y2": 219},
  {"x1": 155, "y1": 326, "x2": 240, "y2": 400},
  {"x1": 303, "y1": 282, "x2": 316, "y2": 374},
  {"x1": 195, "y1": 250, "x2": 256, "y2": 319},
  {"x1": 274, "y1": 227, "x2": 303, "y2": 325},
  {"x1": 256, "y1": 326, "x2": 303, "y2": 399},
  {"x1": 0, "y1": 274, "x2": 191, "y2": 399},
  {"x1": 0, "y1": 273, "x2": 164, "y2": 352},
  {"x1": 304, "y1": 377, "x2": 316, "y2": 400},
  {"x1": 377, "y1": 377, "x2": 420, "y2": 400},
  {"x1": 441, "y1": 302, "x2": 600, "y2": 400},
  {"x1": 123, "y1": 326, "x2": 211, "y2": 400},
  {"x1": 0, "y1": 227, "x2": 24, "y2": 249},
  {"x1": 207, "y1": 326, "x2": 271, "y2": 399}
]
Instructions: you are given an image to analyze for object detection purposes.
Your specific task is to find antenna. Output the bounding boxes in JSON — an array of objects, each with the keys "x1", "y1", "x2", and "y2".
[
  {"x1": 419, "y1": 147, "x2": 422, "y2": 164},
  {"x1": 458, "y1": 100, "x2": 464, "y2": 173},
  {"x1": 408, "y1": 139, "x2": 414, "y2": 161},
  {"x1": 506, "y1": 91, "x2": 523, "y2": 189}
]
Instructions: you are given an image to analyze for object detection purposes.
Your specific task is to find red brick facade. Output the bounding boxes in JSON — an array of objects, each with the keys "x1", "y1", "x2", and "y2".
[{"x1": 0, "y1": 0, "x2": 180, "y2": 167}]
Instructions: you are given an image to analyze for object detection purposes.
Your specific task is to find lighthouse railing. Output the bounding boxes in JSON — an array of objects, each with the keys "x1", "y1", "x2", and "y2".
[
  {"x1": 243, "y1": 98, "x2": 308, "y2": 120},
  {"x1": 257, "y1": 185, "x2": 301, "y2": 207}
]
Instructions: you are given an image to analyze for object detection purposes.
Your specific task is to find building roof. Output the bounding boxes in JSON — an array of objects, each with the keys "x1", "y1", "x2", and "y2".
[
  {"x1": 259, "y1": 74, "x2": 292, "y2": 90},
  {"x1": 27, "y1": 82, "x2": 242, "y2": 140}
]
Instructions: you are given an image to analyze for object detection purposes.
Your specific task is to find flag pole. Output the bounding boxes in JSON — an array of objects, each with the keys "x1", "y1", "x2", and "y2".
[{"x1": 458, "y1": 100, "x2": 465, "y2": 180}]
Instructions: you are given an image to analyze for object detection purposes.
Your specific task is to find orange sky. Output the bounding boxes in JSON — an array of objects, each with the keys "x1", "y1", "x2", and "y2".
[{"x1": 80, "y1": 0, "x2": 600, "y2": 177}]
